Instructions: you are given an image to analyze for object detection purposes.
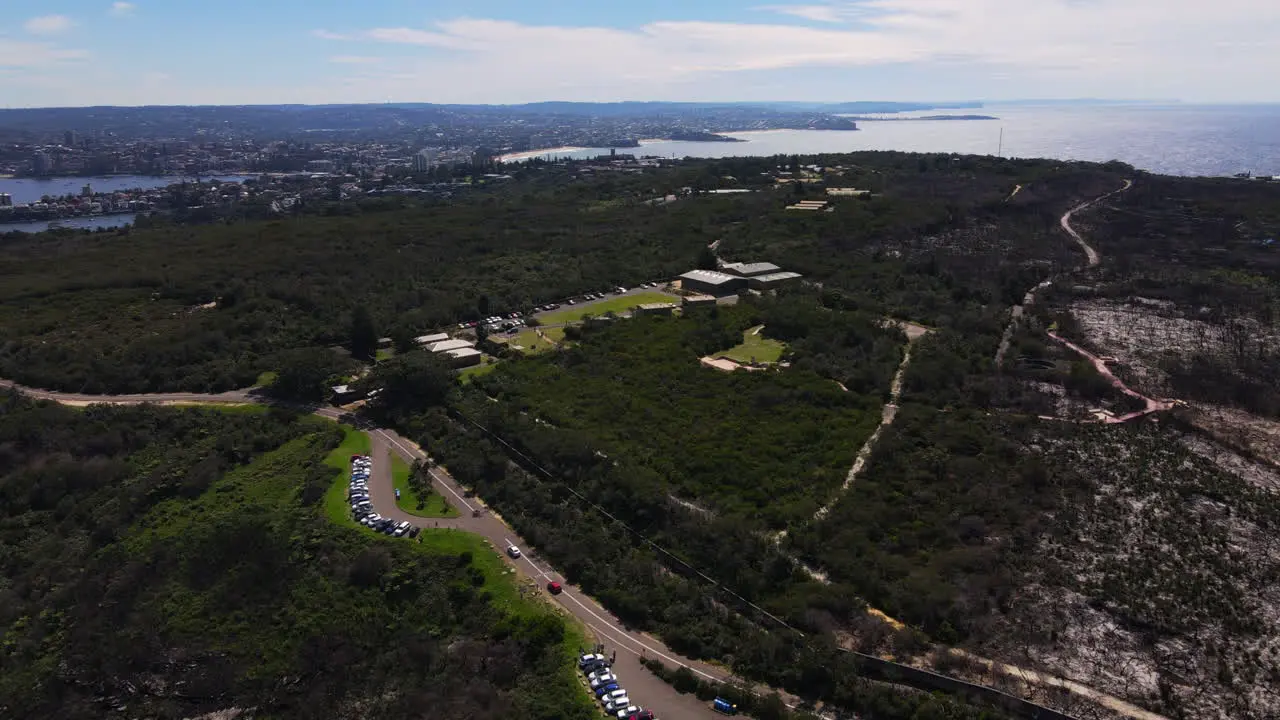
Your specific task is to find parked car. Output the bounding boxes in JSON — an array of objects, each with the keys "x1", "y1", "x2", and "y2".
[
  {"x1": 589, "y1": 673, "x2": 616, "y2": 689},
  {"x1": 594, "y1": 683, "x2": 620, "y2": 698},
  {"x1": 601, "y1": 688, "x2": 627, "y2": 703},
  {"x1": 603, "y1": 695, "x2": 630, "y2": 713},
  {"x1": 547, "y1": 581, "x2": 562, "y2": 595},
  {"x1": 628, "y1": 711, "x2": 654, "y2": 720},
  {"x1": 615, "y1": 705, "x2": 640, "y2": 719},
  {"x1": 506, "y1": 545, "x2": 521, "y2": 559},
  {"x1": 578, "y1": 653, "x2": 606, "y2": 670}
]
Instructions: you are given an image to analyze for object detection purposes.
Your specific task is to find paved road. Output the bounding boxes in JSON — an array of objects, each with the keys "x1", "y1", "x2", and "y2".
[
  {"x1": 366, "y1": 429, "x2": 734, "y2": 720},
  {"x1": 0, "y1": 378, "x2": 730, "y2": 720}
]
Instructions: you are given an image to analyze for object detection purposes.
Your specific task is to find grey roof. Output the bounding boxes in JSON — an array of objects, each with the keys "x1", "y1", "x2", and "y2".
[
  {"x1": 427, "y1": 339, "x2": 476, "y2": 353},
  {"x1": 752, "y1": 271, "x2": 803, "y2": 283},
  {"x1": 723, "y1": 262, "x2": 782, "y2": 276},
  {"x1": 446, "y1": 347, "x2": 483, "y2": 358},
  {"x1": 415, "y1": 333, "x2": 450, "y2": 345},
  {"x1": 680, "y1": 269, "x2": 741, "y2": 285}
]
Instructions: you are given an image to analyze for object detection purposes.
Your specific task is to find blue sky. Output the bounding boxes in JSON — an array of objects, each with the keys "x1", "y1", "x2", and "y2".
[{"x1": 1, "y1": 0, "x2": 1276, "y2": 107}]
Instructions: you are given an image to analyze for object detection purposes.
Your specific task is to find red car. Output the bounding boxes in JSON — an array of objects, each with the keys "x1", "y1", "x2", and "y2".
[{"x1": 547, "y1": 581, "x2": 563, "y2": 595}]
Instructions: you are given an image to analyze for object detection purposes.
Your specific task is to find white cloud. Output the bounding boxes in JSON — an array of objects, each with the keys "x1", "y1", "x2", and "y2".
[
  {"x1": 6, "y1": 1, "x2": 1280, "y2": 106},
  {"x1": 314, "y1": 1, "x2": 1280, "y2": 103},
  {"x1": 0, "y1": 40, "x2": 88, "y2": 68},
  {"x1": 110, "y1": 2, "x2": 137, "y2": 17},
  {"x1": 329, "y1": 55, "x2": 382, "y2": 65},
  {"x1": 757, "y1": 4, "x2": 845, "y2": 23},
  {"x1": 24, "y1": 15, "x2": 74, "y2": 35}
]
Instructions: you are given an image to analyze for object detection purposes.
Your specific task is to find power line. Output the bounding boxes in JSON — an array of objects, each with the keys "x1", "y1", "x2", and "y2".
[{"x1": 449, "y1": 409, "x2": 806, "y2": 638}]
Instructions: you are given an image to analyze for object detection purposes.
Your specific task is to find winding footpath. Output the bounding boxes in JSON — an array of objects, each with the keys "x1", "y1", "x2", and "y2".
[{"x1": 994, "y1": 180, "x2": 1132, "y2": 369}]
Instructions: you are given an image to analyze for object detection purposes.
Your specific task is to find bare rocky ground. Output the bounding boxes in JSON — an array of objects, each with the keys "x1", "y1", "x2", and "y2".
[{"x1": 975, "y1": 406, "x2": 1280, "y2": 720}]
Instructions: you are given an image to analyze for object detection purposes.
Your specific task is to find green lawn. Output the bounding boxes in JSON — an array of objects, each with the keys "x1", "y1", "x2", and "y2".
[
  {"x1": 717, "y1": 325, "x2": 786, "y2": 364},
  {"x1": 255, "y1": 370, "x2": 278, "y2": 387},
  {"x1": 391, "y1": 453, "x2": 460, "y2": 518},
  {"x1": 321, "y1": 424, "x2": 372, "y2": 529},
  {"x1": 537, "y1": 292, "x2": 679, "y2": 325},
  {"x1": 503, "y1": 328, "x2": 561, "y2": 354},
  {"x1": 459, "y1": 361, "x2": 499, "y2": 383},
  {"x1": 375, "y1": 348, "x2": 395, "y2": 362}
]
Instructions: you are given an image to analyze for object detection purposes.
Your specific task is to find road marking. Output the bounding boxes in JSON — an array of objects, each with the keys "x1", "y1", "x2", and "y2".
[{"x1": 375, "y1": 429, "x2": 475, "y2": 512}]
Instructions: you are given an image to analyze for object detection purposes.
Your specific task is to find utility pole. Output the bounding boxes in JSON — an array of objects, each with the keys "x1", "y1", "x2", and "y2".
[{"x1": 997, "y1": 127, "x2": 1004, "y2": 158}]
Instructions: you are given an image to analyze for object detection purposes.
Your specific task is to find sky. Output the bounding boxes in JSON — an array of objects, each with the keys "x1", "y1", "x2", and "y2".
[{"x1": 0, "y1": 0, "x2": 1277, "y2": 107}]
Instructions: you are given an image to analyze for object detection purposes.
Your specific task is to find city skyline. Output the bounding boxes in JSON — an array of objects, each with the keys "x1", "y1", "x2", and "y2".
[{"x1": 1, "y1": 0, "x2": 1278, "y2": 108}]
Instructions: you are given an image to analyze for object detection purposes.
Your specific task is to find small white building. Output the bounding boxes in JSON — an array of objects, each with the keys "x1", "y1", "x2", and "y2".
[
  {"x1": 414, "y1": 333, "x2": 450, "y2": 346},
  {"x1": 445, "y1": 347, "x2": 483, "y2": 368},
  {"x1": 427, "y1": 338, "x2": 476, "y2": 354}
]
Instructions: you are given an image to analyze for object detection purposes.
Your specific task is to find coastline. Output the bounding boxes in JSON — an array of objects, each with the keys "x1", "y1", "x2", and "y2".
[{"x1": 499, "y1": 146, "x2": 588, "y2": 162}]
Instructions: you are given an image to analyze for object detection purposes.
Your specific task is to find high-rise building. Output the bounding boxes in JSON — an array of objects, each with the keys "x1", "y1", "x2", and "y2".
[
  {"x1": 413, "y1": 148, "x2": 438, "y2": 173},
  {"x1": 32, "y1": 151, "x2": 51, "y2": 176},
  {"x1": 64, "y1": 130, "x2": 78, "y2": 147},
  {"x1": 0, "y1": 193, "x2": 12, "y2": 207}
]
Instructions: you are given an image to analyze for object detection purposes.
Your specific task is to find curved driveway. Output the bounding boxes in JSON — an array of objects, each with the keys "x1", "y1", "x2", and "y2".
[{"x1": 0, "y1": 378, "x2": 731, "y2": 720}]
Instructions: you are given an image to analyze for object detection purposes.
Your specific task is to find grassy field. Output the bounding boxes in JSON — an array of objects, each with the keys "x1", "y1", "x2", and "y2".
[
  {"x1": 375, "y1": 348, "x2": 395, "y2": 362},
  {"x1": 504, "y1": 328, "x2": 561, "y2": 354},
  {"x1": 255, "y1": 370, "x2": 278, "y2": 387},
  {"x1": 537, "y1": 292, "x2": 679, "y2": 325},
  {"x1": 321, "y1": 424, "x2": 372, "y2": 528},
  {"x1": 717, "y1": 325, "x2": 787, "y2": 364},
  {"x1": 459, "y1": 361, "x2": 500, "y2": 383},
  {"x1": 391, "y1": 453, "x2": 460, "y2": 518}
]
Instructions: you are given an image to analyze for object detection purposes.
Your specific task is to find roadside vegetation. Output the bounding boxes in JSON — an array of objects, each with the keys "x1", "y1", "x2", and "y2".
[
  {"x1": 392, "y1": 454, "x2": 459, "y2": 518},
  {"x1": 0, "y1": 394, "x2": 595, "y2": 720}
]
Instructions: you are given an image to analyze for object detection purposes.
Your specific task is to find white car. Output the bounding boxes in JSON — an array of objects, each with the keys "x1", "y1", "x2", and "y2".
[
  {"x1": 506, "y1": 545, "x2": 521, "y2": 559},
  {"x1": 589, "y1": 673, "x2": 616, "y2": 689},
  {"x1": 601, "y1": 689, "x2": 627, "y2": 705},
  {"x1": 615, "y1": 706, "x2": 640, "y2": 719},
  {"x1": 603, "y1": 695, "x2": 630, "y2": 713}
]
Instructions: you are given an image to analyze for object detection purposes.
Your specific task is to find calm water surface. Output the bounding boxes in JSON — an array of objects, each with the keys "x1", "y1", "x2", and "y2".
[
  {"x1": 513, "y1": 104, "x2": 1280, "y2": 178},
  {"x1": 0, "y1": 175, "x2": 251, "y2": 233}
]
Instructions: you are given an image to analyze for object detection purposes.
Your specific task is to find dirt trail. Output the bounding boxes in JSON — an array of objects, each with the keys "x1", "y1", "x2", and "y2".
[
  {"x1": 995, "y1": 180, "x2": 1133, "y2": 368},
  {"x1": 1060, "y1": 179, "x2": 1132, "y2": 268},
  {"x1": 813, "y1": 330, "x2": 921, "y2": 523},
  {"x1": 1046, "y1": 330, "x2": 1176, "y2": 422}
]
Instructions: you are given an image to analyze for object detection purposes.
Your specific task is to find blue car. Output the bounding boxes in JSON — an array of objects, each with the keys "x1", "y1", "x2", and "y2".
[{"x1": 594, "y1": 683, "x2": 619, "y2": 698}]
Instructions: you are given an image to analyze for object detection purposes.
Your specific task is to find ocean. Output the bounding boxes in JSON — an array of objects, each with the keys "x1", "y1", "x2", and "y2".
[{"x1": 504, "y1": 104, "x2": 1280, "y2": 178}]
